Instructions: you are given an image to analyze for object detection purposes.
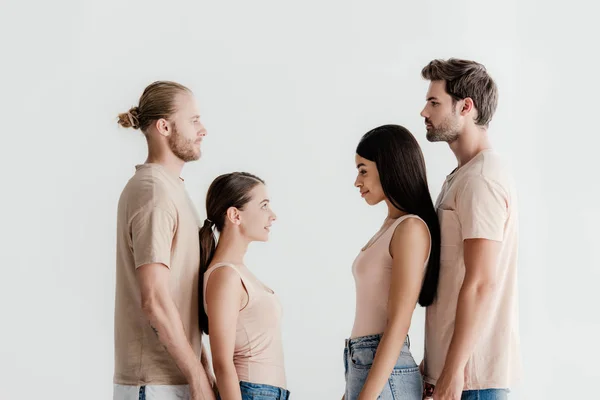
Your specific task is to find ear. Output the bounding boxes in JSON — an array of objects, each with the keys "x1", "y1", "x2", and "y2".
[
  {"x1": 226, "y1": 207, "x2": 242, "y2": 226},
  {"x1": 460, "y1": 97, "x2": 474, "y2": 116},
  {"x1": 154, "y1": 118, "x2": 171, "y2": 137}
]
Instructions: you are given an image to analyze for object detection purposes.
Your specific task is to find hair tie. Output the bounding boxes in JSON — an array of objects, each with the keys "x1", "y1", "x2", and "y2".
[
  {"x1": 205, "y1": 218, "x2": 214, "y2": 226},
  {"x1": 127, "y1": 112, "x2": 136, "y2": 128}
]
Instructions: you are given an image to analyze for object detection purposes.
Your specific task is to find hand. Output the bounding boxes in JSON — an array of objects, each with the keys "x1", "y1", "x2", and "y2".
[
  {"x1": 432, "y1": 369, "x2": 464, "y2": 400},
  {"x1": 423, "y1": 382, "x2": 435, "y2": 399},
  {"x1": 419, "y1": 360, "x2": 424, "y2": 376},
  {"x1": 190, "y1": 380, "x2": 216, "y2": 400}
]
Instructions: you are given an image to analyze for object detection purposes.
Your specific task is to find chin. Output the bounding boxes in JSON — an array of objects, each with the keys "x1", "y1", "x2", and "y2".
[
  {"x1": 251, "y1": 232, "x2": 270, "y2": 242},
  {"x1": 364, "y1": 196, "x2": 379, "y2": 206},
  {"x1": 367, "y1": 196, "x2": 386, "y2": 206}
]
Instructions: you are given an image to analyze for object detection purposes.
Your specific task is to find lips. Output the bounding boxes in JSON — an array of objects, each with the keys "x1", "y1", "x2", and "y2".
[{"x1": 360, "y1": 190, "x2": 369, "y2": 197}]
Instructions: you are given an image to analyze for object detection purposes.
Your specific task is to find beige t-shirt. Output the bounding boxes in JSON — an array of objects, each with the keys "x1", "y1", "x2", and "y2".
[
  {"x1": 424, "y1": 150, "x2": 522, "y2": 390},
  {"x1": 114, "y1": 163, "x2": 204, "y2": 385}
]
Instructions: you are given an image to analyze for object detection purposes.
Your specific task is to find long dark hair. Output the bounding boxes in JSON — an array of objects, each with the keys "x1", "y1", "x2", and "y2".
[
  {"x1": 356, "y1": 124, "x2": 441, "y2": 306},
  {"x1": 198, "y1": 172, "x2": 265, "y2": 335}
]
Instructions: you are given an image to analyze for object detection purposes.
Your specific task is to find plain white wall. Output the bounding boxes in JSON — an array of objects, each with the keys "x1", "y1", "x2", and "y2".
[{"x1": 1, "y1": 0, "x2": 599, "y2": 399}]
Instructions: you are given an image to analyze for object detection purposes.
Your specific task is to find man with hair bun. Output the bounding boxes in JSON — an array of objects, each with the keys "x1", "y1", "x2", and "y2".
[{"x1": 113, "y1": 81, "x2": 216, "y2": 400}]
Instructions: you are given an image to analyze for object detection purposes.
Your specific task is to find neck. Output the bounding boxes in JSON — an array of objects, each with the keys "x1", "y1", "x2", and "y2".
[
  {"x1": 385, "y1": 200, "x2": 408, "y2": 219},
  {"x1": 449, "y1": 124, "x2": 492, "y2": 167},
  {"x1": 146, "y1": 140, "x2": 185, "y2": 178},
  {"x1": 211, "y1": 228, "x2": 250, "y2": 266}
]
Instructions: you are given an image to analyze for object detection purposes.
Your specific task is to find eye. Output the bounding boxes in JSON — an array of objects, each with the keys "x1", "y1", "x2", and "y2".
[
  {"x1": 261, "y1": 203, "x2": 268, "y2": 209},
  {"x1": 359, "y1": 169, "x2": 367, "y2": 175}
]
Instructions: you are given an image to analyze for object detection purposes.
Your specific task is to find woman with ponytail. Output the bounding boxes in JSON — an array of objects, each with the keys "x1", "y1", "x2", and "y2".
[{"x1": 198, "y1": 172, "x2": 288, "y2": 400}]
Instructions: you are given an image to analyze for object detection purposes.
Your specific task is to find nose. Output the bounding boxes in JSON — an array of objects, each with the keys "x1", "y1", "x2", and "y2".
[
  {"x1": 198, "y1": 122, "x2": 207, "y2": 137},
  {"x1": 354, "y1": 175, "x2": 361, "y2": 188},
  {"x1": 420, "y1": 107, "x2": 428, "y2": 118},
  {"x1": 270, "y1": 211, "x2": 277, "y2": 221}
]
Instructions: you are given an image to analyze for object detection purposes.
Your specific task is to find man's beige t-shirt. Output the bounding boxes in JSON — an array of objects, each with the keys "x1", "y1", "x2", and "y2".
[
  {"x1": 424, "y1": 150, "x2": 522, "y2": 390},
  {"x1": 114, "y1": 163, "x2": 203, "y2": 385}
]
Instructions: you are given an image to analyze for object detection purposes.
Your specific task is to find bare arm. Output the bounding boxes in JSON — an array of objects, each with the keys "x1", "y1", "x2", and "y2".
[
  {"x1": 137, "y1": 263, "x2": 213, "y2": 400},
  {"x1": 206, "y1": 267, "x2": 247, "y2": 400},
  {"x1": 358, "y1": 218, "x2": 430, "y2": 400},
  {"x1": 432, "y1": 239, "x2": 501, "y2": 400}
]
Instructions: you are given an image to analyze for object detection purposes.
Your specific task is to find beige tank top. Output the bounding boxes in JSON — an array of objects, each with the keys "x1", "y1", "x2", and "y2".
[
  {"x1": 203, "y1": 262, "x2": 286, "y2": 389},
  {"x1": 350, "y1": 214, "x2": 431, "y2": 338}
]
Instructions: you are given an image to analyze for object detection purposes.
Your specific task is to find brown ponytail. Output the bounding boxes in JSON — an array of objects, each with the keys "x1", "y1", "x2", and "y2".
[{"x1": 198, "y1": 218, "x2": 217, "y2": 334}]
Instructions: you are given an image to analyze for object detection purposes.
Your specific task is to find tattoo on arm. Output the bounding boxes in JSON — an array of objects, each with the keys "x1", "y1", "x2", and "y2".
[{"x1": 150, "y1": 325, "x2": 169, "y2": 351}]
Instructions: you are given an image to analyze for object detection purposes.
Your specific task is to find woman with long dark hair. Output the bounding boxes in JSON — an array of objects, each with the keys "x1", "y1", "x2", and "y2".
[
  {"x1": 198, "y1": 172, "x2": 288, "y2": 400},
  {"x1": 343, "y1": 125, "x2": 441, "y2": 400}
]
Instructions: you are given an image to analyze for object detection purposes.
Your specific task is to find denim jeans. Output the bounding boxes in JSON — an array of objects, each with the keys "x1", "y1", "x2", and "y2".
[
  {"x1": 424, "y1": 382, "x2": 509, "y2": 399},
  {"x1": 461, "y1": 389, "x2": 509, "y2": 399},
  {"x1": 344, "y1": 333, "x2": 422, "y2": 400},
  {"x1": 217, "y1": 381, "x2": 290, "y2": 400}
]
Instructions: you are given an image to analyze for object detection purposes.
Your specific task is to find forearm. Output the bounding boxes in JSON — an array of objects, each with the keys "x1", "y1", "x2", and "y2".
[
  {"x1": 358, "y1": 323, "x2": 410, "y2": 399},
  {"x1": 213, "y1": 360, "x2": 242, "y2": 400},
  {"x1": 443, "y1": 281, "x2": 496, "y2": 373},
  {"x1": 143, "y1": 295, "x2": 203, "y2": 386}
]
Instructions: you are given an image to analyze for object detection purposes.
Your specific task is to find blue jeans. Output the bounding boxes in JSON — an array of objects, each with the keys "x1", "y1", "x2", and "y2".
[
  {"x1": 461, "y1": 389, "x2": 508, "y2": 399},
  {"x1": 425, "y1": 382, "x2": 509, "y2": 399},
  {"x1": 344, "y1": 333, "x2": 422, "y2": 400},
  {"x1": 217, "y1": 381, "x2": 290, "y2": 400}
]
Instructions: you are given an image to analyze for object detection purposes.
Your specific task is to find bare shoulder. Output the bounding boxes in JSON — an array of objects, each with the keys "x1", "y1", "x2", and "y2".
[
  {"x1": 206, "y1": 265, "x2": 242, "y2": 289},
  {"x1": 206, "y1": 265, "x2": 244, "y2": 292},
  {"x1": 390, "y1": 217, "x2": 430, "y2": 258},
  {"x1": 205, "y1": 265, "x2": 247, "y2": 310},
  {"x1": 392, "y1": 216, "x2": 429, "y2": 240}
]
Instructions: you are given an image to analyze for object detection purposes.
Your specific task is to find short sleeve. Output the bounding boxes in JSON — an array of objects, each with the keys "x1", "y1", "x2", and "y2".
[
  {"x1": 456, "y1": 176, "x2": 508, "y2": 241},
  {"x1": 130, "y1": 206, "x2": 177, "y2": 269}
]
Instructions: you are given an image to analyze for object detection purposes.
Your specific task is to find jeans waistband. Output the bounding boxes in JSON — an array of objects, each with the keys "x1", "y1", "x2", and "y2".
[
  {"x1": 239, "y1": 381, "x2": 290, "y2": 400},
  {"x1": 345, "y1": 333, "x2": 410, "y2": 350}
]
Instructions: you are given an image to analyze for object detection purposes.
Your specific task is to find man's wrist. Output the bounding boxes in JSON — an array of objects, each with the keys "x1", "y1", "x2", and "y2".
[
  {"x1": 441, "y1": 356, "x2": 466, "y2": 377},
  {"x1": 184, "y1": 362, "x2": 203, "y2": 386}
]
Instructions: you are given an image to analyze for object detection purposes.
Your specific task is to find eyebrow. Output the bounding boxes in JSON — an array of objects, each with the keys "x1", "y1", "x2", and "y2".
[
  {"x1": 191, "y1": 115, "x2": 201, "y2": 119},
  {"x1": 426, "y1": 97, "x2": 438, "y2": 101},
  {"x1": 261, "y1": 199, "x2": 270, "y2": 203},
  {"x1": 356, "y1": 163, "x2": 366, "y2": 168}
]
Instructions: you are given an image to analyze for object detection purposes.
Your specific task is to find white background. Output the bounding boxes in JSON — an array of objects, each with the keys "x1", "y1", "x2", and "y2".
[{"x1": 1, "y1": 1, "x2": 599, "y2": 399}]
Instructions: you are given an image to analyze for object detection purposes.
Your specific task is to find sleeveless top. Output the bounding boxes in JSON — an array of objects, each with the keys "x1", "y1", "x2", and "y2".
[
  {"x1": 350, "y1": 215, "x2": 431, "y2": 338},
  {"x1": 203, "y1": 263, "x2": 286, "y2": 388}
]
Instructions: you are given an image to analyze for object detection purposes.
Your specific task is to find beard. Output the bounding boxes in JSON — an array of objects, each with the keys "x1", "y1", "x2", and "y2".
[
  {"x1": 426, "y1": 112, "x2": 461, "y2": 143},
  {"x1": 169, "y1": 125, "x2": 201, "y2": 162}
]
